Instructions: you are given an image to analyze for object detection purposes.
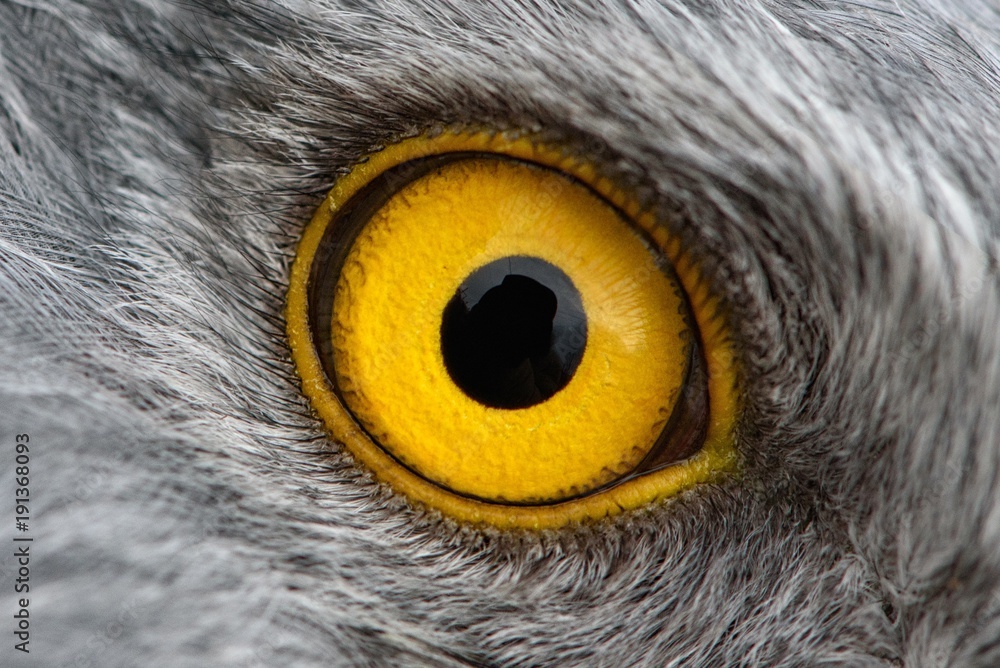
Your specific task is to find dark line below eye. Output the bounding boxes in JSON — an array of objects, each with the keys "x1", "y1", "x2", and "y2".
[
  {"x1": 306, "y1": 151, "x2": 710, "y2": 506},
  {"x1": 634, "y1": 329, "x2": 709, "y2": 473}
]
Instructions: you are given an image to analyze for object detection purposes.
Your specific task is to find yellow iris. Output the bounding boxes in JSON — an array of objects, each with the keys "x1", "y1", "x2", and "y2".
[
  {"x1": 334, "y1": 158, "x2": 687, "y2": 503},
  {"x1": 286, "y1": 131, "x2": 739, "y2": 529}
]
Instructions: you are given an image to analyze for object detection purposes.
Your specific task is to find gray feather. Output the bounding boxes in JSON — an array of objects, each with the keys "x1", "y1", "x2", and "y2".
[{"x1": 1, "y1": 0, "x2": 998, "y2": 665}]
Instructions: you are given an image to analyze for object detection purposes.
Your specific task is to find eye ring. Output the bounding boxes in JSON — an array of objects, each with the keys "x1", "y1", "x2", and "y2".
[{"x1": 286, "y1": 130, "x2": 739, "y2": 529}]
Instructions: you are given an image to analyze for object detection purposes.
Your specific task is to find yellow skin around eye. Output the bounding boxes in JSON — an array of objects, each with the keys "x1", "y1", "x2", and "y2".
[
  {"x1": 333, "y1": 159, "x2": 688, "y2": 504},
  {"x1": 286, "y1": 130, "x2": 740, "y2": 529}
]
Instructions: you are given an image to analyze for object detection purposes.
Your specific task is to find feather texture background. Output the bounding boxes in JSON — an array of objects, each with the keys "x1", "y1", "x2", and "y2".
[{"x1": 1, "y1": 0, "x2": 999, "y2": 665}]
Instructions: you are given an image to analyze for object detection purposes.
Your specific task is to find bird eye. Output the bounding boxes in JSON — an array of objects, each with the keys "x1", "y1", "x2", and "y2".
[{"x1": 287, "y1": 131, "x2": 739, "y2": 529}]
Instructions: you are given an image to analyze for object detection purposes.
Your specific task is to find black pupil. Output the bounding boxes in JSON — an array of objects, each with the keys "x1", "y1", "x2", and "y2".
[{"x1": 441, "y1": 256, "x2": 587, "y2": 409}]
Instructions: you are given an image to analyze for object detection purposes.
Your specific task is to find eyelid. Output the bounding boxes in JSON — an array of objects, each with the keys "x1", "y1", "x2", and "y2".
[{"x1": 286, "y1": 129, "x2": 740, "y2": 529}]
